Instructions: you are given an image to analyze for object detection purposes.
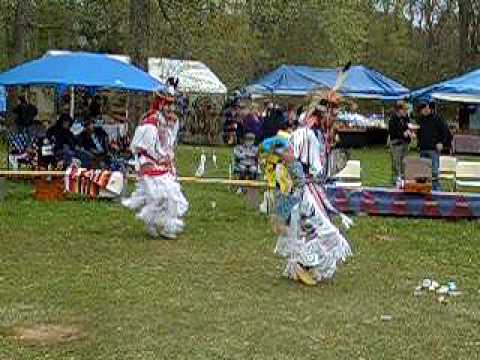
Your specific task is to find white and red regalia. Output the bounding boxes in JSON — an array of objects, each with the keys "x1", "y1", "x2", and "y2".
[{"x1": 122, "y1": 97, "x2": 188, "y2": 239}]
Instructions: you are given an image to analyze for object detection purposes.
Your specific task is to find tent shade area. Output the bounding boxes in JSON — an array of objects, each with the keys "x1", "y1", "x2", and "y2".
[
  {"x1": 0, "y1": 52, "x2": 165, "y2": 93},
  {"x1": 148, "y1": 58, "x2": 227, "y2": 95},
  {"x1": 411, "y1": 68, "x2": 480, "y2": 104},
  {"x1": 244, "y1": 65, "x2": 410, "y2": 100}
]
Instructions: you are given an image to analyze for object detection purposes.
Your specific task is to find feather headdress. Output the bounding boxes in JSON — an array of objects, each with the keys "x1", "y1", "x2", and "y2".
[{"x1": 306, "y1": 61, "x2": 351, "y2": 113}]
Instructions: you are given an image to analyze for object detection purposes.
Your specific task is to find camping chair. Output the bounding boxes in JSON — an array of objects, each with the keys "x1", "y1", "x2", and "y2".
[
  {"x1": 7, "y1": 130, "x2": 35, "y2": 169},
  {"x1": 454, "y1": 161, "x2": 480, "y2": 192},
  {"x1": 332, "y1": 160, "x2": 362, "y2": 188}
]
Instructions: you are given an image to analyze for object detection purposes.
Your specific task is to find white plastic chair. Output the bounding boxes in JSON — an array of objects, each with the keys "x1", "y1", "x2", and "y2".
[
  {"x1": 439, "y1": 156, "x2": 457, "y2": 180},
  {"x1": 333, "y1": 160, "x2": 362, "y2": 188},
  {"x1": 454, "y1": 161, "x2": 480, "y2": 191}
]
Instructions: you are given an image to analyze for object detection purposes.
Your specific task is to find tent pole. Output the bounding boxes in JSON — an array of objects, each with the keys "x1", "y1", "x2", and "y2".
[
  {"x1": 70, "y1": 86, "x2": 75, "y2": 119},
  {"x1": 125, "y1": 93, "x2": 129, "y2": 121}
]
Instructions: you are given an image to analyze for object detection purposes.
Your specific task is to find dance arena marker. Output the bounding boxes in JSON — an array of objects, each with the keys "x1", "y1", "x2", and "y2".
[{"x1": 0, "y1": 170, "x2": 269, "y2": 188}]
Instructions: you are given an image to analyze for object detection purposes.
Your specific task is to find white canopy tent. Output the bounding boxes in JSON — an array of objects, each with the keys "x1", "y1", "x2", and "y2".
[
  {"x1": 45, "y1": 50, "x2": 131, "y2": 64},
  {"x1": 148, "y1": 58, "x2": 227, "y2": 95},
  {"x1": 41, "y1": 52, "x2": 227, "y2": 128},
  {"x1": 45, "y1": 52, "x2": 227, "y2": 95}
]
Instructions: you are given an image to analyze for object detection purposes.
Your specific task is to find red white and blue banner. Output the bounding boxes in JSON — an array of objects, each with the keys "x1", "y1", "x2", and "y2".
[{"x1": 326, "y1": 186, "x2": 480, "y2": 219}]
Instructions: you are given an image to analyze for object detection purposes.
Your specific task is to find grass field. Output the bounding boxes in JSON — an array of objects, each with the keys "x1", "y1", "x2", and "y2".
[{"x1": 1, "y1": 146, "x2": 480, "y2": 359}]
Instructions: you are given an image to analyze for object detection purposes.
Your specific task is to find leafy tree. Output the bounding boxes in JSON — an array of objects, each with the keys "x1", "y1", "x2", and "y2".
[{"x1": 0, "y1": 0, "x2": 477, "y2": 92}]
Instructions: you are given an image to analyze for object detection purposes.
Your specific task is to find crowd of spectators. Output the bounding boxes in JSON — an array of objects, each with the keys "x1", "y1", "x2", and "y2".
[
  {"x1": 222, "y1": 100, "x2": 297, "y2": 146},
  {"x1": 7, "y1": 94, "x2": 123, "y2": 171}
]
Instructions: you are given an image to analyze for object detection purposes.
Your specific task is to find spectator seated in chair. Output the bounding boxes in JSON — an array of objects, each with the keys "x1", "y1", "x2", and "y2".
[
  {"x1": 35, "y1": 136, "x2": 56, "y2": 170},
  {"x1": 46, "y1": 112, "x2": 77, "y2": 169},
  {"x1": 77, "y1": 119, "x2": 110, "y2": 168},
  {"x1": 27, "y1": 120, "x2": 58, "y2": 170},
  {"x1": 7, "y1": 120, "x2": 56, "y2": 171},
  {"x1": 233, "y1": 132, "x2": 259, "y2": 182},
  {"x1": 27, "y1": 118, "x2": 47, "y2": 141}
]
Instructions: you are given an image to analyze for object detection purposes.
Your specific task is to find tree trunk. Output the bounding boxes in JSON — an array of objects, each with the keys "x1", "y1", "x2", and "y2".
[
  {"x1": 458, "y1": 0, "x2": 471, "y2": 72},
  {"x1": 129, "y1": 0, "x2": 150, "y2": 70},
  {"x1": 11, "y1": 0, "x2": 34, "y2": 66},
  {"x1": 129, "y1": 0, "x2": 151, "y2": 121}
]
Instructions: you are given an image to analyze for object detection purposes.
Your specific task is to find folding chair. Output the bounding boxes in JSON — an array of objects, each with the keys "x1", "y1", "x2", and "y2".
[
  {"x1": 454, "y1": 161, "x2": 480, "y2": 192},
  {"x1": 439, "y1": 156, "x2": 457, "y2": 180},
  {"x1": 332, "y1": 160, "x2": 362, "y2": 188},
  {"x1": 7, "y1": 131, "x2": 35, "y2": 169}
]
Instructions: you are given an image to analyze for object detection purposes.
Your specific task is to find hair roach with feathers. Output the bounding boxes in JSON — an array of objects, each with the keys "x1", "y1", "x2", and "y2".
[{"x1": 306, "y1": 61, "x2": 352, "y2": 115}]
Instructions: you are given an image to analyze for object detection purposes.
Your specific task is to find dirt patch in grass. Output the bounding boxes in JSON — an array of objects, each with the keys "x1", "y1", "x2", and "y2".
[{"x1": 7, "y1": 324, "x2": 85, "y2": 346}]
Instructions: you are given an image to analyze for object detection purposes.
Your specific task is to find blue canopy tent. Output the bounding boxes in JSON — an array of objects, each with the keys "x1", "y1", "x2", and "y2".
[
  {"x1": 0, "y1": 53, "x2": 167, "y2": 170},
  {"x1": 244, "y1": 65, "x2": 410, "y2": 100},
  {"x1": 0, "y1": 52, "x2": 165, "y2": 92},
  {"x1": 411, "y1": 68, "x2": 480, "y2": 104},
  {"x1": 0, "y1": 52, "x2": 166, "y2": 120},
  {"x1": 244, "y1": 65, "x2": 330, "y2": 97}
]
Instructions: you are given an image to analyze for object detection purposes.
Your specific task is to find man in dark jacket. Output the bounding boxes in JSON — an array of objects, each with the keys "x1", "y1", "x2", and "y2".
[
  {"x1": 243, "y1": 105, "x2": 263, "y2": 144},
  {"x1": 416, "y1": 102, "x2": 451, "y2": 191},
  {"x1": 46, "y1": 112, "x2": 77, "y2": 168},
  {"x1": 388, "y1": 101, "x2": 412, "y2": 183},
  {"x1": 88, "y1": 95, "x2": 102, "y2": 119},
  {"x1": 262, "y1": 104, "x2": 288, "y2": 141},
  {"x1": 78, "y1": 119, "x2": 109, "y2": 167}
]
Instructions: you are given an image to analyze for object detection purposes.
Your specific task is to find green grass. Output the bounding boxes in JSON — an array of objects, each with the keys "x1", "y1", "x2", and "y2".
[{"x1": 1, "y1": 146, "x2": 480, "y2": 359}]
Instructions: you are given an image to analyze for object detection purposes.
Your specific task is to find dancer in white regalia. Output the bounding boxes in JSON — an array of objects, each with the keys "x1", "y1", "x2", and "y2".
[
  {"x1": 122, "y1": 87, "x2": 188, "y2": 239},
  {"x1": 265, "y1": 92, "x2": 353, "y2": 286}
]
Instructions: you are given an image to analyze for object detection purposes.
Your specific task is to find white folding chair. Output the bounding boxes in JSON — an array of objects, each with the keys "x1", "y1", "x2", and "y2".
[
  {"x1": 454, "y1": 161, "x2": 480, "y2": 192},
  {"x1": 333, "y1": 160, "x2": 362, "y2": 188},
  {"x1": 439, "y1": 156, "x2": 457, "y2": 180}
]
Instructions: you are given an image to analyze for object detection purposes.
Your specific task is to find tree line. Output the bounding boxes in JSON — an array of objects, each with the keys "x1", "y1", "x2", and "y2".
[{"x1": 0, "y1": 0, "x2": 479, "y2": 91}]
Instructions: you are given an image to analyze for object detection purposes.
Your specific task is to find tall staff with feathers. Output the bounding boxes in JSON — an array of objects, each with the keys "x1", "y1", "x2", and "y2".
[
  {"x1": 305, "y1": 62, "x2": 352, "y2": 179},
  {"x1": 308, "y1": 61, "x2": 352, "y2": 153},
  {"x1": 327, "y1": 61, "x2": 351, "y2": 153}
]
